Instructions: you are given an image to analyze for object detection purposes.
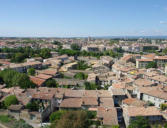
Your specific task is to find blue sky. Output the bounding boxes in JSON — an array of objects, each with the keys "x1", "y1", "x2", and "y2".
[{"x1": 0, "y1": 0, "x2": 167, "y2": 37}]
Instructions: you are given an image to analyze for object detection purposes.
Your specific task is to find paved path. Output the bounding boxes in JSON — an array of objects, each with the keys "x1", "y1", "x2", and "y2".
[{"x1": 0, "y1": 123, "x2": 8, "y2": 128}]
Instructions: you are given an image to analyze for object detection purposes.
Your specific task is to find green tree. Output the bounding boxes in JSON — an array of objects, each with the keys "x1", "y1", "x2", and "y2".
[
  {"x1": 128, "y1": 116, "x2": 150, "y2": 128},
  {"x1": 50, "y1": 110, "x2": 66, "y2": 122},
  {"x1": 76, "y1": 61, "x2": 89, "y2": 70},
  {"x1": 86, "y1": 111, "x2": 96, "y2": 119},
  {"x1": 27, "y1": 68, "x2": 35, "y2": 76},
  {"x1": 26, "y1": 101, "x2": 39, "y2": 111},
  {"x1": 50, "y1": 111, "x2": 89, "y2": 128},
  {"x1": 146, "y1": 62, "x2": 157, "y2": 69},
  {"x1": 112, "y1": 125, "x2": 120, "y2": 128},
  {"x1": 84, "y1": 82, "x2": 100, "y2": 90},
  {"x1": 45, "y1": 79, "x2": 58, "y2": 88},
  {"x1": 40, "y1": 48, "x2": 51, "y2": 59},
  {"x1": 74, "y1": 72, "x2": 88, "y2": 80},
  {"x1": 110, "y1": 40, "x2": 119, "y2": 46},
  {"x1": 4, "y1": 95, "x2": 18, "y2": 108},
  {"x1": 0, "y1": 69, "x2": 35, "y2": 88},
  {"x1": 12, "y1": 73, "x2": 35, "y2": 89},
  {"x1": 52, "y1": 41, "x2": 61, "y2": 45},
  {"x1": 164, "y1": 123, "x2": 167, "y2": 128},
  {"x1": 71, "y1": 44, "x2": 81, "y2": 51},
  {"x1": 163, "y1": 48, "x2": 167, "y2": 55},
  {"x1": 11, "y1": 53, "x2": 26, "y2": 63}
]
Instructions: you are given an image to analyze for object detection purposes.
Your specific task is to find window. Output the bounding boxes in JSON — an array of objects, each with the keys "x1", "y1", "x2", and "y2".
[{"x1": 148, "y1": 96, "x2": 151, "y2": 99}]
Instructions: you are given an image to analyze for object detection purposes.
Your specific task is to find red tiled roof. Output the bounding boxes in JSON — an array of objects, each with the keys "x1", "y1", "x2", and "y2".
[
  {"x1": 124, "y1": 106, "x2": 161, "y2": 117},
  {"x1": 35, "y1": 74, "x2": 52, "y2": 80},
  {"x1": 32, "y1": 93, "x2": 54, "y2": 100},
  {"x1": 40, "y1": 69, "x2": 57, "y2": 76},
  {"x1": 136, "y1": 59, "x2": 153, "y2": 62},
  {"x1": 97, "y1": 107, "x2": 118, "y2": 126},
  {"x1": 60, "y1": 98, "x2": 82, "y2": 108},
  {"x1": 30, "y1": 76, "x2": 46, "y2": 87}
]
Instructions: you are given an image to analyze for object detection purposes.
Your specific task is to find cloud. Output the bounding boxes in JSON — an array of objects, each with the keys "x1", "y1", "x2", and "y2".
[{"x1": 160, "y1": 21, "x2": 167, "y2": 24}]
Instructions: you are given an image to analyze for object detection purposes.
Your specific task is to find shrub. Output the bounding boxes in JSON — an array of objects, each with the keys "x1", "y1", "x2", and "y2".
[
  {"x1": 0, "y1": 115, "x2": 12, "y2": 123},
  {"x1": 45, "y1": 79, "x2": 58, "y2": 88},
  {"x1": 27, "y1": 68, "x2": 35, "y2": 76},
  {"x1": 26, "y1": 101, "x2": 39, "y2": 111},
  {"x1": 4, "y1": 95, "x2": 18, "y2": 108},
  {"x1": 86, "y1": 111, "x2": 96, "y2": 119},
  {"x1": 128, "y1": 116, "x2": 150, "y2": 128},
  {"x1": 50, "y1": 111, "x2": 89, "y2": 128},
  {"x1": 49, "y1": 110, "x2": 66, "y2": 122},
  {"x1": 160, "y1": 104, "x2": 167, "y2": 111},
  {"x1": 74, "y1": 72, "x2": 88, "y2": 80}
]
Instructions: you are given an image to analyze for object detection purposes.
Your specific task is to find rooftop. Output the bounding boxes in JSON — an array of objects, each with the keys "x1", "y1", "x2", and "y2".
[
  {"x1": 124, "y1": 106, "x2": 162, "y2": 117},
  {"x1": 97, "y1": 107, "x2": 118, "y2": 126},
  {"x1": 60, "y1": 98, "x2": 82, "y2": 108}
]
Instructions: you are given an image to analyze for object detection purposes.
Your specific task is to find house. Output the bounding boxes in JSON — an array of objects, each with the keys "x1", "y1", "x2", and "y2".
[
  {"x1": 59, "y1": 62, "x2": 78, "y2": 72},
  {"x1": 112, "y1": 82, "x2": 126, "y2": 90},
  {"x1": 120, "y1": 54, "x2": 133, "y2": 63},
  {"x1": 136, "y1": 86, "x2": 167, "y2": 108},
  {"x1": 0, "y1": 53, "x2": 8, "y2": 59},
  {"x1": 149, "y1": 75, "x2": 167, "y2": 86},
  {"x1": 122, "y1": 98, "x2": 146, "y2": 107},
  {"x1": 133, "y1": 78, "x2": 155, "y2": 87},
  {"x1": 54, "y1": 78, "x2": 85, "y2": 87},
  {"x1": 87, "y1": 73, "x2": 98, "y2": 82},
  {"x1": 60, "y1": 98, "x2": 82, "y2": 110},
  {"x1": 100, "y1": 56, "x2": 114, "y2": 68},
  {"x1": 35, "y1": 74, "x2": 53, "y2": 80},
  {"x1": 100, "y1": 98, "x2": 115, "y2": 108},
  {"x1": 136, "y1": 59, "x2": 153, "y2": 68},
  {"x1": 83, "y1": 90, "x2": 98, "y2": 98},
  {"x1": 30, "y1": 76, "x2": 46, "y2": 87},
  {"x1": 111, "y1": 89, "x2": 126, "y2": 105},
  {"x1": 38, "y1": 69, "x2": 58, "y2": 77},
  {"x1": 123, "y1": 106, "x2": 163, "y2": 127},
  {"x1": 81, "y1": 44, "x2": 106, "y2": 52},
  {"x1": 9, "y1": 61, "x2": 42, "y2": 73},
  {"x1": 32, "y1": 92, "x2": 55, "y2": 121},
  {"x1": 97, "y1": 107, "x2": 118, "y2": 126},
  {"x1": 97, "y1": 90, "x2": 113, "y2": 98},
  {"x1": 30, "y1": 73, "x2": 53, "y2": 86},
  {"x1": 136, "y1": 55, "x2": 167, "y2": 69},
  {"x1": 27, "y1": 57, "x2": 43, "y2": 62},
  {"x1": 64, "y1": 90, "x2": 84, "y2": 98},
  {"x1": 154, "y1": 56, "x2": 167, "y2": 68},
  {"x1": 82, "y1": 97, "x2": 98, "y2": 109},
  {"x1": 8, "y1": 105, "x2": 23, "y2": 120}
]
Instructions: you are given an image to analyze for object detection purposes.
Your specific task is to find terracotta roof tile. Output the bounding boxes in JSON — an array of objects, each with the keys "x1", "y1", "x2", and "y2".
[
  {"x1": 60, "y1": 98, "x2": 82, "y2": 108},
  {"x1": 30, "y1": 76, "x2": 46, "y2": 87}
]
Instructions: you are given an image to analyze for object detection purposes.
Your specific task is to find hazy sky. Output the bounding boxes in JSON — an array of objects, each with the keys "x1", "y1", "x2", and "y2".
[{"x1": 0, "y1": 0, "x2": 167, "y2": 37}]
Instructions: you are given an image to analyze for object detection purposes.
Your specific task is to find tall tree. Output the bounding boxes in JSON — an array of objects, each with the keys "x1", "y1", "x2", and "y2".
[
  {"x1": 40, "y1": 48, "x2": 51, "y2": 59},
  {"x1": 128, "y1": 116, "x2": 150, "y2": 128},
  {"x1": 50, "y1": 111, "x2": 88, "y2": 128},
  {"x1": 71, "y1": 44, "x2": 81, "y2": 51}
]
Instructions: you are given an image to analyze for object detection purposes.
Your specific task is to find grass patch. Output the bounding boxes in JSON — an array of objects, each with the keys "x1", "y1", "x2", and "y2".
[{"x1": 0, "y1": 115, "x2": 12, "y2": 123}]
